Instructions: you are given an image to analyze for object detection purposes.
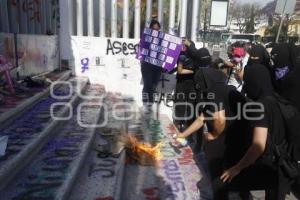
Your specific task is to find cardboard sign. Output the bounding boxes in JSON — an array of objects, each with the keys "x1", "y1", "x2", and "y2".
[{"x1": 136, "y1": 28, "x2": 183, "y2": 72}]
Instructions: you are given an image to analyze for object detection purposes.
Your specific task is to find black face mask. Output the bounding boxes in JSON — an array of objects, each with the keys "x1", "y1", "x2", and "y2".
[
  {"x1": 248, "y1": 44, "x2": 270, "y2": 66},
  {"x1": 197, "y1": 48, "x2": 211, "y2": 67},
  {"x1": 248, "y1": 58, "x2": 261, "y2": 66},
  {"x1": 244, "y1": 64, "x2": 274, "y2": 100},
  {"x1": 271, "y1": 43, "x2": 291, "y2": 69}
]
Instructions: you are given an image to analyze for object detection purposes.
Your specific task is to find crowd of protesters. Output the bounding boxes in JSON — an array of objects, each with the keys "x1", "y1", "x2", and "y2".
[
  {"x1": 140, "y1": 20, "x2": 300, "y2": 200},
  {"x1": 170, "y1": 38, "x2": 300, "y2": 200}
]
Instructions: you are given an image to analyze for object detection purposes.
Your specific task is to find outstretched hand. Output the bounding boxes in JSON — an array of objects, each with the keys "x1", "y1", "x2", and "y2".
[
  {"x1": 172, "y1": 133, "x2": 185, "y2": 139},
  {"x1": 220, "y1": 166, "x2": 241, "y2": 183}
]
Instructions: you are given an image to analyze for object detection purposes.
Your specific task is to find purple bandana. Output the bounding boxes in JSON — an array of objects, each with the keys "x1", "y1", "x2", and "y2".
[{"x1": 275, "y1": 66, "x2": 289, "y2": 80}]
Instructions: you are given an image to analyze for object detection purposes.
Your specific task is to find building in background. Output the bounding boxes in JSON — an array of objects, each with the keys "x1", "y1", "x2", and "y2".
[{"x1": 289, "y1": 0, "x2": 300, "y2": 42}]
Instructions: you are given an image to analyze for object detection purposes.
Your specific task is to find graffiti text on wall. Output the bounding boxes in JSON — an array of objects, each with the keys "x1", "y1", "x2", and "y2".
[{"x1": 106, "y1": 39, "x2": 138, "y2": 56}]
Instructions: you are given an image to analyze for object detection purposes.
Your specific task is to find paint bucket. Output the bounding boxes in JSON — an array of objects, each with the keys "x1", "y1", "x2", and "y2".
[
  {"x1": 172, "y1": 134, "x2": 188, "y2": 147},
  {"x1": 176, "y1": 138, "x2": 188, "y2": 146}
]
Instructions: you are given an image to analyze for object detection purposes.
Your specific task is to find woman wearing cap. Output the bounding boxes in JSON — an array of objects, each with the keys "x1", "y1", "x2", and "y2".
[{"x1": 226, "y1": 47, "x2": 248, "y2": 92}]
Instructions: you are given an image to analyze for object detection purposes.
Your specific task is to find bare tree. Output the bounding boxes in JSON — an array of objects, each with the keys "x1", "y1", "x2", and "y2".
[
  {"x1": 232, "y1": 3, "x2": 246, "y2": 33},
  {"x1": 229, "y1": 2, "x2": 261, "y2": 33}
]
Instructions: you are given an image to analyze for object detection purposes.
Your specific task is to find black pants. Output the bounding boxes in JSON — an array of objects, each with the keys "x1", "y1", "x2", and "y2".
[
  {"x1": 174, "y1": 78, "x2": 196, "y2": 126},
  {"x1": 291, "y1": 177, "x2": 300, "y2": 198},
  {"x1": 212, "y1": 164, "x2": 287, "y2": 200},
  {"x1": 174, "y1": 78, "x2": 196, "y2": 145},
  {"x1": 141, "y1": 64, "x2": 162, "y2": 105}
]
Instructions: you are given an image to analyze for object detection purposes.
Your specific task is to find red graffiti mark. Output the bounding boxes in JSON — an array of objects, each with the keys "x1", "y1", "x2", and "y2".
[
  {"x1": 21, "y1": 0, "x2": 41, "y2": 23},
  {"x1": 22, "y1": 1, "x2": 33, "y2": 12},
  {"x1": 166, "y1": 123, "x2": 195, "y2": 164},
  {"x1": 177, "y1": 148, "x2": 194, "y2": 165},
  {"x1": 143, "y1": 187, "x2": 160, "y2": 200},
  {"x1": 166, "y1": 123, "x2": 183, "y2": 146},
  {"x1": 167, "y1": 123, "x2": 177, "y2": 134},
  {"x1": 30, "y1": 11, "x2": 41, "y2": 22},
  {"x1": 95, "y1": 197, "x2": 113, "y2": 200},
  {"x1": 11, "y1": 0, "x2": 18, "y2": 6},
  {"x1": 143, "y1": 187, "x2": 158, "y2": 195}
]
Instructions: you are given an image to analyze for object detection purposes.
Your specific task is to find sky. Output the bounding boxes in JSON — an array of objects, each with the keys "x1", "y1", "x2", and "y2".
[{"x1": 238, "y1": 0, "x2": 274, "y2": 6}]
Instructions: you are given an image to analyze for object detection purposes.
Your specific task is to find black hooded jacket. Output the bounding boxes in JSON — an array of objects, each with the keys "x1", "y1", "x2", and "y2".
[
  {"x1": 194, "y1": 68, "x2": 252, "y2": 164},
  {"x1": 244, "y1": 64, "x2": 286, "y2": 156},
  {"x1": 271, "y1": 43, "x2": 300, "y2": 111}
]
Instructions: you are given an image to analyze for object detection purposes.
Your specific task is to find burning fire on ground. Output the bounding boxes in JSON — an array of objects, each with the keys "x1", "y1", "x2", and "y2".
[{"x1": 125, "y1": 135, "x2": 163, "y2": 166}]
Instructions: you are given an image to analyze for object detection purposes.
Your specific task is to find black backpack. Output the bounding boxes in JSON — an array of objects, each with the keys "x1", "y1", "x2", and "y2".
[{"x1": 273, "y1": 95, "x2": 300, "y2": 179}]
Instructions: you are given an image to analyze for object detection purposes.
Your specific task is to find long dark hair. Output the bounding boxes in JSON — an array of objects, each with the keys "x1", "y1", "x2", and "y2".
[{"x1": 149, "y1": 20, "x2": 161, "y2": 29}]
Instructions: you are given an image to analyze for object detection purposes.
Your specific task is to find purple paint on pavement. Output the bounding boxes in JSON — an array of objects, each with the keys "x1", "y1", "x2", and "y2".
[{"x1": 0, "y1": 85, "x2": 104, "y2": 200}]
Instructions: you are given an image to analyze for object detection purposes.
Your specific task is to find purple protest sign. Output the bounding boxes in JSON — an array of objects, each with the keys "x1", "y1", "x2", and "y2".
[{"x1": 136, "y1": 28, "x2": 183, "y2": 72}]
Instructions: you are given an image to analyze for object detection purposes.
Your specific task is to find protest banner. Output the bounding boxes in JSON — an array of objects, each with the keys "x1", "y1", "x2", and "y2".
[
  {"x1": 71, "y1": 37, "x2": 142, "y2": 99},
  {"x1": 136, "y1": 28, "x2": 183, "y2": 72}
]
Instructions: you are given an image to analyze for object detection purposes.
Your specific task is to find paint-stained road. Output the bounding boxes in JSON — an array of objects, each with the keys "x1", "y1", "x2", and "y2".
[{"x1": 1, "y1": 81, "x2": 296, "y2": 200}]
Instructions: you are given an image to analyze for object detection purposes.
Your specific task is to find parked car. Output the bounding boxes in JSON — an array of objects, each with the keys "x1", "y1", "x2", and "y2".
[{"x1": 226, "y1": 34, "x2": 261, "y2": 45}]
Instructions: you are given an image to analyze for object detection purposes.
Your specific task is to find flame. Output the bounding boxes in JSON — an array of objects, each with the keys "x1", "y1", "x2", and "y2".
[{"x1": 126, "y1": 135, "x2": 163, "y2": 166}]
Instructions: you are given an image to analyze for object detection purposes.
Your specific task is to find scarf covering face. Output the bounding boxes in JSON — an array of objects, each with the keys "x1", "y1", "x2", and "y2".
[
  {"x1": 271, "y1": 43, "x2": 291, "y2": 69},
  {"x1": 232, "y1": 47, "x2": 245, "y2": 64},
  {"x1": 244, "y1": 64, "x2": 274, "y2": 100},
  {"x1": 197, "y1": 48, "x2": 211, "y2": 67},
  {"x1": 248, "y1": 44, "x2": 270, "y2": 65}
]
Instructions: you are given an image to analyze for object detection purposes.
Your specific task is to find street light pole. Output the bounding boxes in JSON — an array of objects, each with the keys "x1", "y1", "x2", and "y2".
[
  {"x1": 203, "y1": 1, "x2": 208, "y2": 47},
  {"x1": 276, "y1": 0, "x2": 288, "y2": 43}
]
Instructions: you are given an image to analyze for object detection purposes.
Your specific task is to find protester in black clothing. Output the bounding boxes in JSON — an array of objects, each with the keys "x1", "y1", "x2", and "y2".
[
  {"x1": 248, "y1": 44, "x2": 270, "y2": 67},
  {"x1": 175, "y1": 66, "x2": 259, "y2": 198},
  {"x1": 141, "y1": 20, "x2": 162, "y2": 112},
  {"x1": 175, "y1": 68, "x2": 233, "y2": 181},
  {"x1": 173, "y1": 41, "x2": 213, "y2": 150},
  {"x1": 174, "y1": 43, "x2": 197, "y2": 131},
  {"x1": 271, "y1": 43, "x2": 300, "y2": 198},
  {"x1": 211, "y1": 64, "x2": 288, "y2": 200},
  {"x1": 174, "y1": 64, "x2": 289, "y2": 199},
  {"x1": 196, "y1": 48, "x2": 212, "y2": 68},
  {"x1": 271, "y1": 43, "x2": 300, "y2": 112},
  {"x1": 173, "y1": 39, "x2": 212, "y2": 130},
  {"x1": 182, "y1": 39, "x2": 212, "y2": 69},
  {"x1": 191, "y1": 68, "x2": 252, "y2": 199}
]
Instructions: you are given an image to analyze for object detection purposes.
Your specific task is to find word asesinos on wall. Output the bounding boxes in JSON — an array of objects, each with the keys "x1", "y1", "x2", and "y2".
[{"x1": 106, "y1": 39, "x2": 138, "y2": 56}]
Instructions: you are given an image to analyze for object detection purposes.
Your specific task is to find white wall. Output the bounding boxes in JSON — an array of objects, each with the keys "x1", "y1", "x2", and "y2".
[
  {"x1": 0, "y1": 33, "x2": 59, "y2": 77},
  {"x1": 71, "y1": 36, "x2": 142, "y2": 101}
]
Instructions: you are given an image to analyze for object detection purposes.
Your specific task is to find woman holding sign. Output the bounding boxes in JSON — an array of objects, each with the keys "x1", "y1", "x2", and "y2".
[{"x1": 141, "y1": 20, "x2": 162, "y2": 113}]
